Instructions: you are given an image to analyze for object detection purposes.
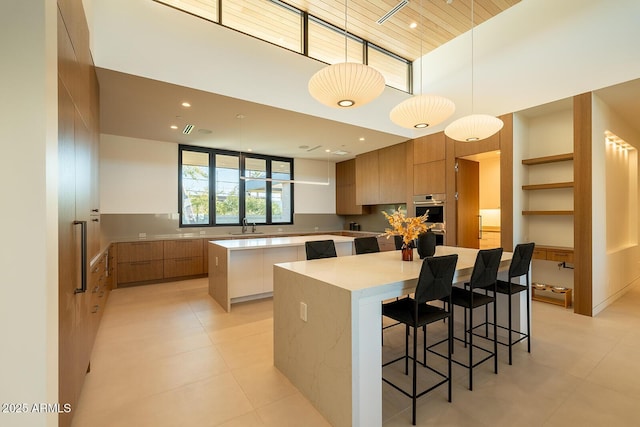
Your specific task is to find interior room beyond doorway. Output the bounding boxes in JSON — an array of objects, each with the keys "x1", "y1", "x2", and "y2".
[{"x1": 457, "y1": 150, "x2": 501, "y2": 249}]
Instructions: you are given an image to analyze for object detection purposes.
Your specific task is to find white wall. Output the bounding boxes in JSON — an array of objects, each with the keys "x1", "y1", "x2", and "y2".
[
  {"x1": 88, "y1": 0, "x2": 410, "y2": 138},
  {"x1": 591, "y1": 94, "x2": 640, "y2": 314},
  {"x1": 294, "y1": 159, "x2": 336, "y2": 214},
  {"x1": 417, "y1": 0, "x2": 640, "y2": 129},
  {"x1": 520, "y1": 107, "x2": 574, "y2": 248},
  {"x1": 88, "y1": 0, "x2": 640, "y2": 140},
  {"x1": 100, "y1": 134, "x2": 336, "y2": 215},
  {"x1": 0, "y1": 1, "x2": 59, "y2": 424},
  {"x1": 100, "y1": 134, "x2": 177, "y2": 214}
]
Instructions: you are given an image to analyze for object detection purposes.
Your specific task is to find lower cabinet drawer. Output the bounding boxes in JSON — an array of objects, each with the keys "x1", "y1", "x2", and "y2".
[
  {"x1": 547, "y1": 250, "x2": 574, "y2": 263},
  {"x1": 117, "y1": 260, "x2": 164, "y2": 284},
  {"x1": 532, "y1": 249, "x2": 547, "y2": 260},
  {"x1": 164, "y1": 257, "x2": 203, "y2": 278}
]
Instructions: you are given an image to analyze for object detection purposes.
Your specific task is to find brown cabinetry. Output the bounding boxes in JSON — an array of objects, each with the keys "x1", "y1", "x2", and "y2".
[
  {"x1": 355, "y1": 142, "x2": 407, "y2": 205},
  {"x1": 355, "y1": 150, "x2": 379, "y2": 205},
  {"x1": 533, "y1": 246, "x2": 574, "y2": 263},
  {"x1": 57, "y1": 1, "x2": 101, "y2": 425},
  {"x1": 378, "y1": 144, "x2": 407, "y2": 204},
  {"x1": 413, "y1": 132, "x2": 446, "y2": 195},
  {"x1": 117, "y1": 241, "x2": 164, "y2": 284},
  {"x1": 163, "y1": 239, "x2": 203, "y2": 278},
  {"x1": 116, "y1": 239, "x2": 208, "y2": 285},
  {"x1": 336, "y1": 159, "x2": 369, "y2": 215}
]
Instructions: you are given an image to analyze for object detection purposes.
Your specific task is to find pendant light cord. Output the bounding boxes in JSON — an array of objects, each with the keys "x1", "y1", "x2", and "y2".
[
  {"x1": 470, "y1": 0, "x2": 475, "y2": 114},
  {"x1": 344, "y1": 0, "x2": 348, "y2": 63},
  {"x1": 419, "y1": 0, "x2": 423, "y2": 96}
]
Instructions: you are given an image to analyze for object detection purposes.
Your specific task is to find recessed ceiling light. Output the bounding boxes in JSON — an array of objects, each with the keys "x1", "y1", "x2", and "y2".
[
  {"x1": 247, "y1": 148, "x2": 253, "y2": 152},
  {"x1": 181, "y1": 102, "x2": 191, "y2": 108},
  {"x1": 325, "y1": 149, "x2": 331, "y2": 153},
  {"x1": 409, "y1": 22, "x2": 417, "y2": 29},
  {"x1": 359, "y1": 137, "x2": 365, "y2": 141},
  {"x1": 170, "y1": 125, "x2": 178, "y2": 130}
]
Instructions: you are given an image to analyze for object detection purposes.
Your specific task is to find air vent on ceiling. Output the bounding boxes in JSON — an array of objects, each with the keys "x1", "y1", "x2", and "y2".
[
  {"x1": 183, "y1": 124, "x2": 194, "y2": 134},
  {"x1": 306, "y1": 145, "x2": 322, "y2": 152},
  {"x1": 376, "y1": 0, "x2": 409, "y2": 25},
  {"x1": 332, "y1": 150, "x2": 350, "y2": 156}
]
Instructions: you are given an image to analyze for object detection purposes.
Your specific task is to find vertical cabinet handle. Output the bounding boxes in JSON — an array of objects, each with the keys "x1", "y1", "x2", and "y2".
[
  {"x1": 478, "y1": 215, "x2": 483, "y2": 240},
  {"x1": 74, "y1": 220, "x2": 87, "y2": 294}
]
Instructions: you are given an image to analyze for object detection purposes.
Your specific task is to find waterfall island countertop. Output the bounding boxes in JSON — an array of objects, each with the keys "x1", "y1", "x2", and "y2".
[{"x1": 208, "y1": 234, "x2": 355, "y2": 311}]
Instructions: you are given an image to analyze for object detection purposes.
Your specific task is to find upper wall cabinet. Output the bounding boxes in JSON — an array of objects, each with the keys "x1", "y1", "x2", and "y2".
[
  {"x1": 355, "y1": 143, "x2": 407, "y2": 205},
  {"x1": 336, "y1": 159, "x2": 369, "y2": 215},
  {"x1": 378, "y1": 143, "x2": 407, "y2": 204},
  {"x1": 355, "y1": 150, "x2": 379, "y2": 205},
  {"x1": 414, "y1": 132, "x2": 446, "y2": 195}
]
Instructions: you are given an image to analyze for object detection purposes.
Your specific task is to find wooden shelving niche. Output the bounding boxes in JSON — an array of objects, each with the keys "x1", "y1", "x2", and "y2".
[{"x1": 522, "y1": 153, "x2": 574, "y2": 216}]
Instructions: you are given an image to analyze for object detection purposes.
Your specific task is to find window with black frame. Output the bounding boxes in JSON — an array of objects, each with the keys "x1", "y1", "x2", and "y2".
[{"x1": 179, "y1": 145, "x2": 294, "y2": 227}]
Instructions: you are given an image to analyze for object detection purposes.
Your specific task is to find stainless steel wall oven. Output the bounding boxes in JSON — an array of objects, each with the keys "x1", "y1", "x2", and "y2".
[{"x1": 414, "y1": 194, "x2": 446, "y2": 245}]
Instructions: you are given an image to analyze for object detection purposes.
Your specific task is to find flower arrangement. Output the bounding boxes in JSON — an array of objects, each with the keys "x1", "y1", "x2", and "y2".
[{"x1": 381, "y1": 207, "x2": 431, "y2": 248}]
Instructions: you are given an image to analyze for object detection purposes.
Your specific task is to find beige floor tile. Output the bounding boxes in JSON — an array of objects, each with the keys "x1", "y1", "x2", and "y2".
[
  {"x1": 74, "y1": 277, "x2": 640, "y2": 427},
  {"x1": 231, "y1": 361, "x2": 298, "y2": 408},
  {"x1": 215, "y1": 330, "x2": 273, "y2": 371},
  {"x1": 77, "y1": 345, "x2": 230, "y2": 419},
  {"x1": 207, "y1": 318, "x2": 273, "y2": 344},
  {"x1": 216, "y1": 411, "x2": 266, "y2": 426},
  {"x1": 544, "y1": 379, "x2": 640, "y2": 426},
  {"x1": 74, "y1": 373, "x2": 254, "y2": 427},
  {"x1": 256, "y1": 393, "x2": 332, "y2": 427}
]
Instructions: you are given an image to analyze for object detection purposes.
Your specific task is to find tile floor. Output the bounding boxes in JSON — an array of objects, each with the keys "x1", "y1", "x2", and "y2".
[{"x1": 72, "y1": 277, "x2": 640, "y2": 426}]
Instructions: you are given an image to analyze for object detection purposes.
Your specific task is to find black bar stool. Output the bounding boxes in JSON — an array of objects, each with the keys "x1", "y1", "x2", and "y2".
[{"x1": 382, "y1": 254, "x2": 458, "y2": 425}]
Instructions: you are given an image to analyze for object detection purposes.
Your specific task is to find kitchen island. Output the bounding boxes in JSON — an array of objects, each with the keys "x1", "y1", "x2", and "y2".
[
  {"x1": 273, "y1": 246, "x2": 513, "y2": 427},
  {"x1": 208, "y1": 234, "x2": 355, "y2": 311}
]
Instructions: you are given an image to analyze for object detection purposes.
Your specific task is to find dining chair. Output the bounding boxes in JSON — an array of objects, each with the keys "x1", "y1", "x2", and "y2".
[
  {"x1": 444, "y1": 247, "x2": 503, "y2": 391},
  {"x1": 354, "y1": 236, "x2": 380, "y2": 254},
  {"x1": 480, "y1": 242, "x2": 535, "y2": 365},
  {"x1": 382, "y1": 254, "x2": 458, "y2": 425},
  {"x1": 394, "y1": 235, "x2": 404, "y2": 250},
  {"x1": 304, "y1": 240, "x2": 337, "y2": 260}
]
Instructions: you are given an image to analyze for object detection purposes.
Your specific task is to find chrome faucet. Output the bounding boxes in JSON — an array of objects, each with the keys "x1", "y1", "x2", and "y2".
[
  {"x1": 252, "y1": 222, "x2": 257, "y2": 233},
  {"x1": 242, "y1": 218, "x2": 248, "y2": 234}
]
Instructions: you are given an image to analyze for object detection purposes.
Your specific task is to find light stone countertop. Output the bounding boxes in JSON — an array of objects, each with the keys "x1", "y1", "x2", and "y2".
[
  {"x1": 209, "y1": 234, "x2": 355, "y2": 250},
  {"x1": 274, "y1": 245, "x2": 513, "y2": 293}
]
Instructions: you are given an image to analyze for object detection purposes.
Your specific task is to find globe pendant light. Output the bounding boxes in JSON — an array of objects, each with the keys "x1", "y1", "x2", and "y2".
[
  {"x1": 445, "y1": 0, "x2": 503, "y2": 142},
  {"x1": 390, "y1": 0, "x2": 454, "y2": 129},
  {"x1": 308, "y1": 0, "x2": 385, "y2": 108}
]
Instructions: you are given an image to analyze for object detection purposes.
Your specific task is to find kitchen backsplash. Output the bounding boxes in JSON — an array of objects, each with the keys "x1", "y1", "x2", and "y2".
[
  {"x1": 342, "y1": 204, "x2": 407, "y2": 234},
  {"x1": 100, "y1": 213, "x2": 345, "y2": 242}
]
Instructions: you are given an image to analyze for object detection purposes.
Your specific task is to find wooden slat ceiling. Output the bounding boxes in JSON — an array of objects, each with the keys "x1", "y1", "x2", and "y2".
[{"x1": 282, "y1": 0, "x2": 521, "y2": 60}]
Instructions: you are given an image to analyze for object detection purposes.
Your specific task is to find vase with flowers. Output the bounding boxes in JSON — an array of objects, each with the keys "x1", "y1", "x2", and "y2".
[{"x1": 381, "y1": 208, "x2": 431, "y2": 261}]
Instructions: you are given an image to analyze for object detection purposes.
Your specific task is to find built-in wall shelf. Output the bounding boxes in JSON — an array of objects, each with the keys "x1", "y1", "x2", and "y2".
[
  {"x1": 522, "y1": 210, "x2": 574, "y2": 216},
  {"x1": 522, "y1": 182, "x2": 574, "y2": 190},
  {"x1": 522, "y1": 153, "x2": 574, "y2": 165}
]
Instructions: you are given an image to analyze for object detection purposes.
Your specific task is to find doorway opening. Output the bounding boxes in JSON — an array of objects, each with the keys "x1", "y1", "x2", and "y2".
[{"x1": 456, "y1": 150, "x2": 501, "y2": 249}]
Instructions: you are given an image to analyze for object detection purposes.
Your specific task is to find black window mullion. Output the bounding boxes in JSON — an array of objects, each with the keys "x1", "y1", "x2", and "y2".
[
  {"x1": 239, "y1": 153, "x2": 246, "y2": 224},
  {"x1": 266, "y1": 160, "x2": 273, "y2": 224},
  {"x1": 210, "y1": 151, "x2": 216, "y2": 226}
]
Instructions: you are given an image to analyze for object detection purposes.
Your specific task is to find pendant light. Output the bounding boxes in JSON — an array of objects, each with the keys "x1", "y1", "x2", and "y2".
[
  {"x1": 390, "y1": 0, "x2": 455, "y2": 129},
  {"x1": 444, "y1": 0, "x2": 503, "y2": 142},
  {"x1": 308, "y1": 0, "x2": 385, "y2": 108}
]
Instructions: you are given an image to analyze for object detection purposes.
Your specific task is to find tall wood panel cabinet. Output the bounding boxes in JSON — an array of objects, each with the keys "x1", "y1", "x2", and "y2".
[
  {"x1": 355, "y1": 142, "x2": 407, "y2": 205},
  {"x1": 57, "y1": 1, "x2": 102, "y2": 425},
  {"x1": 336, "y1": 159, "x2": 369, "y2": 215}
]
